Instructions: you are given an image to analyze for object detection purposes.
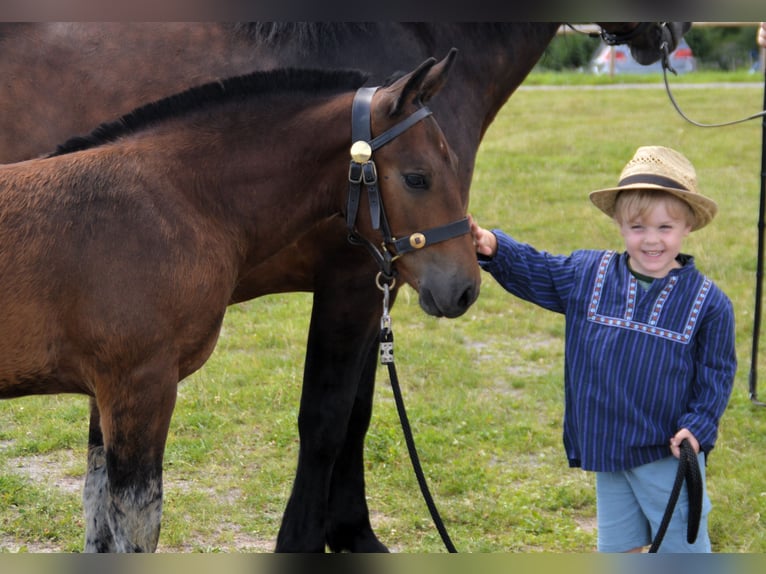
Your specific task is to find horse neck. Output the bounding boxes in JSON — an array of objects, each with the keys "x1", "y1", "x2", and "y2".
[
  {"x1": 157, "y1": 95, "x2": 352, "y2": 244},
  {"x1": 438, "y1": 23, "x2": 559, "y2": 126},
  {"x1": 402, "y1": 23, "x2": 560, "y2": 185}
]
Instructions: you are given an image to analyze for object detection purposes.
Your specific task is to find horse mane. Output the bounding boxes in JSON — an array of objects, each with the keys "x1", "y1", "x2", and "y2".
[
  {"x1": 49, "y1": 67, "x2": 369, "y2": 157},
  {"x1": 231, "y1": 22, "x2": 377, "y2": 53},
  {"x1": 231, "y1": 22, "x2": 540, "y2": 54}
]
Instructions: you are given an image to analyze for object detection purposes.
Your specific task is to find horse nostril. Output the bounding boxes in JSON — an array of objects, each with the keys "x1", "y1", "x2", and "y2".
[{"x1": 458, "y1": 284, "x2": 477, "y2": 311}]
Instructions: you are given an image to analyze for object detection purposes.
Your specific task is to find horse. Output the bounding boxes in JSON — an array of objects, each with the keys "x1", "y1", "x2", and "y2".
[
  {"x1": 0, "y1": 22, "x2": 690, "y2": 552},
  {"x1": 0, "y1": 53, "x2": 480, "y2": 553}
]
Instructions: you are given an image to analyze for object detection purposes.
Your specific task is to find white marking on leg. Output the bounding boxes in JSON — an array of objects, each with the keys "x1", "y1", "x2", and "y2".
[
  {"x1": 83, "y1": 446, "x2": 115, "y2": 552},
  {"x1": 107, "y1": 476, "x2": 163, "y2": 552}
]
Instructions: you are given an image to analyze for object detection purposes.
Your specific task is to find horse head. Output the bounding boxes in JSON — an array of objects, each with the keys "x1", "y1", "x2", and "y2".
[
  {"x1": 599, "y1": 22, "x2": 692, "y2": 65},
  {"x1": 347, "y1": 49, "x2": 480, "y2": 319}
]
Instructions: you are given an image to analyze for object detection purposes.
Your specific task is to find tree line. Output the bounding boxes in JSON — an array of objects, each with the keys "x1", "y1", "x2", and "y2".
[{"x1": 539, "y1": 24, "x2": 762, "y2": 72}]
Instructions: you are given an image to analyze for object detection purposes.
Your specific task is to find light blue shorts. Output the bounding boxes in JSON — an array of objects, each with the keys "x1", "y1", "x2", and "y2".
[{"x1": 595, "y1": 454, "x2": 712, "y2": 553}]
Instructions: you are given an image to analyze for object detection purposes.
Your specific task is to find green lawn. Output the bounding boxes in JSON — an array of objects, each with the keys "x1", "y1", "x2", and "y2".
[{"x1": 1, "y1": 78, "x2": 765, "y2": 553}]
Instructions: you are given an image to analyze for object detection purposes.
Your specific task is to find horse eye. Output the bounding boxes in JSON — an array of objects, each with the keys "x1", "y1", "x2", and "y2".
[{"x1": 404, "y1": 173, "x2": 429, "y2": 189}]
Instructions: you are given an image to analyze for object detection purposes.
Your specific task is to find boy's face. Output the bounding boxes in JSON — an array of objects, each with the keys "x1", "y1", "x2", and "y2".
[{"x1": 618, "y1": 199, "x2": 692, "y2": 279}]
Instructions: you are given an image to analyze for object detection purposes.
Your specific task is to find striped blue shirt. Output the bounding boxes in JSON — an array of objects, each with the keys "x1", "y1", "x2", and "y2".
[{"x1": 480, "y1": 230, "x2": 737, "y2": 472}]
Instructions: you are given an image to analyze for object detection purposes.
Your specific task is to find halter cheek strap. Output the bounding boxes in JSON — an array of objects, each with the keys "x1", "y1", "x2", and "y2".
[
  {"x1": 348, "y1": 87, "x2": 435, "y2": 230},
  {"x1": 346, "y1": 86, "x2": 470, "y2": 276}
]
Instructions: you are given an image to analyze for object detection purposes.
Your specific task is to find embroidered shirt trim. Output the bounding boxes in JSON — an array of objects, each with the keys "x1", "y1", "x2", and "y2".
[{"x1": 587, "y1": 251, "x2": 711, "y2": 344}]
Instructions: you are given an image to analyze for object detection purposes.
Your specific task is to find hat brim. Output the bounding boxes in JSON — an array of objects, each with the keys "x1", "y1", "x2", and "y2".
[{"x1": 589, "y1": 183, "x2": 718, "y2": 231}]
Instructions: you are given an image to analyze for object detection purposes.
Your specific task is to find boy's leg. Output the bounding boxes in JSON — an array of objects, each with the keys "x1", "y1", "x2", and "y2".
[
  {"x1": 628, "y1": 454, "x2": 712, "y2": 553},
  {"x1": 595, "y1": 470, "x2": 652, "y2": 552}
]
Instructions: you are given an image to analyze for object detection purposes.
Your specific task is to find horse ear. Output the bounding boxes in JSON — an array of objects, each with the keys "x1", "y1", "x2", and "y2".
[
  {"x1": 418, "y1": 48, "x2": 457, "y2": 104},
  {"x1": 386, "y1": 48, "x2": 457, "y2": 117}
]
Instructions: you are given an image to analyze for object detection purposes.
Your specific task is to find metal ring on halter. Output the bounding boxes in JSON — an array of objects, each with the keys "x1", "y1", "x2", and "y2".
[{"x1": 375, "y1": 272, "x2": 396, "y2": 291}]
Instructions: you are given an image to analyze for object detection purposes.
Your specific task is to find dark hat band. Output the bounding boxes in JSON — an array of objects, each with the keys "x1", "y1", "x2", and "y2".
[{"x1": 618, "y1": 173, "x2": 689, "y2": 191}]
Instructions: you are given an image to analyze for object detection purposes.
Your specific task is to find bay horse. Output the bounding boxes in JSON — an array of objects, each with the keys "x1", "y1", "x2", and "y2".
[
  {"x1": 0, "y1": 53, "x2": 479, "y2": 553},
  {"x1": 0, "y1": 22, "x2": 690, "y2": 552}
]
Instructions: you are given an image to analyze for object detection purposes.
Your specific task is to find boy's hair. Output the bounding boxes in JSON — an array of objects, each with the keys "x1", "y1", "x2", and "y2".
[{"x1": 613, "y1": 189, "x2": 696, "y2": 228}]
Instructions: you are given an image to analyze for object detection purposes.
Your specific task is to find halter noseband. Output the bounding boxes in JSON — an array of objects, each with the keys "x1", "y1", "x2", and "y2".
[{"x1": 346, "y1": 86, "x2": 470, "y2": 279}]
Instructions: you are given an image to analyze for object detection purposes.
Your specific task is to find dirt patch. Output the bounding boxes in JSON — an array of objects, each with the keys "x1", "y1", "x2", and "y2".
[
  {"x1": 1, "y1": 446, "x2": 278, "y2": 552},
  {"x1": 0, "y1": 535, "x2": 63, "y2": 553},
  {"x1": 468, "y1": 334, "x2": 561, "y2": 379},
  {"x1": 6, "y1": 447, "x2": 84, "y2": 495},
  {"x1": 574, "y1": 515, "x2": 597, "y2": 534}
]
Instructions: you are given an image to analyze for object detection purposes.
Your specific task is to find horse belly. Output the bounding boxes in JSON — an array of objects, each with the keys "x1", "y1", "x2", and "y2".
[{"x1": 0, "y1": 305, "x2": 88, "y2": 398}]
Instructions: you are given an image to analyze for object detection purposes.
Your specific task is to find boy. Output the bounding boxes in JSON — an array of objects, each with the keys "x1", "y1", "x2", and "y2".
[{"x1": 470, "y1": 146, "x2": 736, "y2": 552}]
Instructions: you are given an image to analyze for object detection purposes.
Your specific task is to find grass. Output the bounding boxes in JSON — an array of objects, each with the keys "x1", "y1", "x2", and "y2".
[
  {"x1": 525, "y1": 68, "x2": 764, "y2": 86},
  {"x1": 2, "y1": 74, "x2": 766, "y2": 553}
]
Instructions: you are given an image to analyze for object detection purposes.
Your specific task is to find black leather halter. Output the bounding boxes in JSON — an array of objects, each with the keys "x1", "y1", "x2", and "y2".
[
  {"x1": 599, "y1": 22, "x2": 656, "y2": 46},
  {"x1": 346, "y1": 86, "x2": 470, "y2": 279}
]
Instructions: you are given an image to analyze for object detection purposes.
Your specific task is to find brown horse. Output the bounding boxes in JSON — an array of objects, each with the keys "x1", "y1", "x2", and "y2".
[
  {"x1": 0, "y1": 53, "x2": 479, "y2": 552},
  {"x1": 0, "y1": 22, "x2": 690, "y2": 552}
]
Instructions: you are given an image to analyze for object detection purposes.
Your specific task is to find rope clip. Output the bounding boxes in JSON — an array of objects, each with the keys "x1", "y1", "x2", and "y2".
[{"x1": 378, "y1": 278, "x2": 394, "y2": 364}]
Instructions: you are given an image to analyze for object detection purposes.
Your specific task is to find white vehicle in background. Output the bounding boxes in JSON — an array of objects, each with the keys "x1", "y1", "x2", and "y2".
[{"x1": 591, "y1": 38, "x2": 696, "y2": 75}]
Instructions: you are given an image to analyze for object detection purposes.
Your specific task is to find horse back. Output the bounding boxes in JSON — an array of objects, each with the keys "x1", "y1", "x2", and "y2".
[{"x1": 0, "y1": 22, "x2": 262, "y2": 163}]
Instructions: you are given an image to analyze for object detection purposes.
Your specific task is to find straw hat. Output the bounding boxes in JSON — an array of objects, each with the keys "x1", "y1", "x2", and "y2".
[{"x1": 589, "y1": 146, "x2": 718, "y2": 231}]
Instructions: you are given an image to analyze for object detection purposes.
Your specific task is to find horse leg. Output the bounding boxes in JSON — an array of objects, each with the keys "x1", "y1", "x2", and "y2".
[
  {"x1": 276, "y1": 285, "x2": 382, "y2": 552},
  {"x1": 325, "y1": 339, "x2": 389, "y2": 552},
  {"x1": 83, "y1": 397, "x2": 115, "y2": 552},
  {"x1": 91, "y1": 367, "x2": 177, "y2": 552}
]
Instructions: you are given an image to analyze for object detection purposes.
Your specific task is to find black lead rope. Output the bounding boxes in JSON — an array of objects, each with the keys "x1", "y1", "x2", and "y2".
[
  {"x1": 750, "y1": 69, "x2": 766, "y2": 406},
  {"x1": 648, "y1": 439, "x2": 703, "y2": 553},
  {"x1": 659, "y1": 35, "x2": 766, "y2": 405},
  {"x1": 379, "y1": 273, "x2": 700, "y2": 554},
  {"x1": 379, "y1": 283, "x2": 458, "y2": 553}
]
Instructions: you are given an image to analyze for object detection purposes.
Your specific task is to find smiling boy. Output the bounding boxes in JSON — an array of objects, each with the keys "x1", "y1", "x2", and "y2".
[{"x1": 470, "y1": 146, "x2": 737, "y2": 552}]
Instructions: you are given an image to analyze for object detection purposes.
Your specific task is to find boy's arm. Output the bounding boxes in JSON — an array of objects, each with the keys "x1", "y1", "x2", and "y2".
[
  {"x1": 677, "y1": 290, "x2": 737, "y2": 454},
  {"x1": 478, "y1": 228, "x2": 578, "y2": 314}
]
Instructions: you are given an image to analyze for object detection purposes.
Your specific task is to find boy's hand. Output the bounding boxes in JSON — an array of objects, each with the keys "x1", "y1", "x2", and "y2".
[
  {"x1": 468, "y1": 214, "x2": 498, "y2": 257},
  {"x1": 670, "y1": 428, "x2": 700, "y2": 459}
]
